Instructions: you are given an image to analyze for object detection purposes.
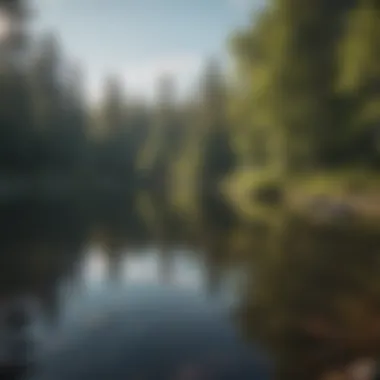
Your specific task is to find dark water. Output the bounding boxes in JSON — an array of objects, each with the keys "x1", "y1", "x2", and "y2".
[{"x1": 0, "y1": 198, "x2": 379, "y2": 380}]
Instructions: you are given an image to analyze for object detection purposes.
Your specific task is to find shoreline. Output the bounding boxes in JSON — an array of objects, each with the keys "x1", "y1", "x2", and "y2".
[{"x1": 221, "y1": 169, "x2": 380, "y2": 227}]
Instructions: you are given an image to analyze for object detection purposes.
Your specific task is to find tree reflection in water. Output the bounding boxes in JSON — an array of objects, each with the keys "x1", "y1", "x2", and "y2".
[
  {"x1": 0, "y1": 199, "x2": 379, "y2": 380},
  {"x1": 236, "y1": 217, "x2": 380, "y2": 380}
]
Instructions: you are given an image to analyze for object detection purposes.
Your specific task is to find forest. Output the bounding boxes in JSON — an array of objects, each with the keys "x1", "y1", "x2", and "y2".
[{"x1": 1, "y1": 0, "x2": 380, "y2": 223}]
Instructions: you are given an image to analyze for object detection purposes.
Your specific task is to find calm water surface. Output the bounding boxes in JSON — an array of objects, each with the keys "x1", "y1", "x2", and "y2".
[
  {"x1": 0, "y1": 200, "x2": 379, "y2": 380},
  {"x1": 0, "y1": 200, "x2": 272, "y2": 380},
  {"x1": 26, "y1": 244, "x2": 269, "y2": 380}
]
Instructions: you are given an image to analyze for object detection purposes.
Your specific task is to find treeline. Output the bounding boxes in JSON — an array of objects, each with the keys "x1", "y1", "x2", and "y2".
[
  {"x1": 0, "y1": 0, "x2": 234, "y2": 194},
  {"x1": 230, "y1": 0, "x2": 380, "y2": 174},
  {"x1": 0, "y1": 28, "x2": 88, "y2": 177},
  {"x1": 1, "y1": 0, "x2": 380, "y2": 210}
]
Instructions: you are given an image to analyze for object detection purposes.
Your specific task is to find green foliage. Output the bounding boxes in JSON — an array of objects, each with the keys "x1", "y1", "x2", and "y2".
[
  {"x1": 229, "y1": 0, "x2": 380, "y2": 173},
  {"x1": 1, "y1": 0, "x2": 380, "y2": 222}
]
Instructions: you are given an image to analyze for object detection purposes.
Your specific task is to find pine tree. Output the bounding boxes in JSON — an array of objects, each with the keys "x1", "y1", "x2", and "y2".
[{"x1": 0, "y1": 0, "x2": 34, "y2": 174}]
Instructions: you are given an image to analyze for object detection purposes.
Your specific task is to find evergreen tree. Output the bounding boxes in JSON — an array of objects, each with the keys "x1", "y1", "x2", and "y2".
[
  {"x1": 230, "y1": 0, "x2": 363, "y2": 174},
  {"x1": 0, "y1": 0, "x2": 34, "y2": 174}
]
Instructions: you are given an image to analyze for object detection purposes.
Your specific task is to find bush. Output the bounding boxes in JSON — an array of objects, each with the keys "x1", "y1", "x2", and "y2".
[{"x1": 253, "y1": 182, "x2": 284, "y2": 205}]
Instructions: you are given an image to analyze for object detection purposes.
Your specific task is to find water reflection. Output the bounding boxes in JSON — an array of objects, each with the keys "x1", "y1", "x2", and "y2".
[
  {"x1": 0, "y1": 199, "x2": 379, "y2": 380},
  {"x1": 236, "y1": 218, "x2": 380, "y2": 380}
]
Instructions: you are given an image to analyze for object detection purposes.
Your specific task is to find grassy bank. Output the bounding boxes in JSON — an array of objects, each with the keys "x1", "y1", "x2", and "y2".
[
  {"x1": 220, "y1": 168, "x2": 284, "y2": 224},
  {"x1": 221, "y1": 168, "x2": 380, "y2": 225}
]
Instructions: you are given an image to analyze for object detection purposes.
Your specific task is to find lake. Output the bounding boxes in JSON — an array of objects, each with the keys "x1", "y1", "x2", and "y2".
[{"x1": 0, "y1": 198, "x2": 379, "y2": 380}]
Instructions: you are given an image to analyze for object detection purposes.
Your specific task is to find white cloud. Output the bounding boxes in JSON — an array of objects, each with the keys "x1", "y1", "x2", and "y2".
[
  {"x1": 121, "y1": 54, "x2": 204, "y2": 100},
  {"x1": 87, "y1": 53, "x2": 204, "y2": 103}
]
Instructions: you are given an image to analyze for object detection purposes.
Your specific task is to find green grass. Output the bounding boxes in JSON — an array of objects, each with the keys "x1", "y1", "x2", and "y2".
[
  {"x1": 221, "y1": 167, "x2": 380, "y2": 224},
  {"x1": 289, "y1": 169, "x2": 380, "y2": 197},
  {"x1": 220, "y1": 168, "x2": 284, "y2": 223}
]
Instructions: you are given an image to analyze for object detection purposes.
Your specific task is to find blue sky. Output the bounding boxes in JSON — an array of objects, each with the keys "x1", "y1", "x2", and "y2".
[{"x1": 32, "y1": 0, "x2": 264, "y2": 102}]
